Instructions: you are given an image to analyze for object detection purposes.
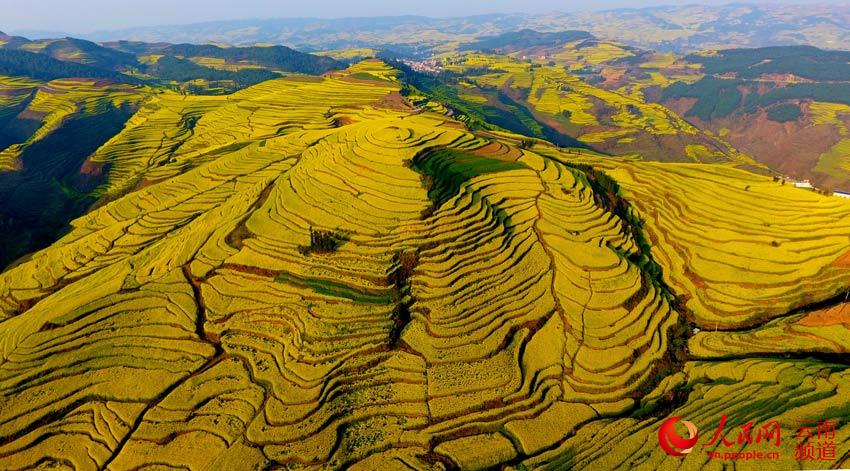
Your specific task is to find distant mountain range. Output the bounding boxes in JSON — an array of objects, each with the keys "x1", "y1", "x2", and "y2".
[
  {"x1": 10, "y1": 3, "x2": 849, "y2": 53},
  {"x1": 0, "y1": 30, "x2": 343, "y2": 90}
]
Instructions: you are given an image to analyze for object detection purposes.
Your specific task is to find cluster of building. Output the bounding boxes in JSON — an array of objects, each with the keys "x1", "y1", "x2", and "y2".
[
  {"x1": 402, "y1": 59, "x2": 443, "y2": 74},
  {"x1": 787, "y1": 178, "x2": 850, "y2": 199}
]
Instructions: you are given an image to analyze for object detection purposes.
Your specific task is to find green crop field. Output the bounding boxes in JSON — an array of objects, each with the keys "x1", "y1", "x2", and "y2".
[{"x1": 425, "y1": 52, "x2": 754, "y2": 165}]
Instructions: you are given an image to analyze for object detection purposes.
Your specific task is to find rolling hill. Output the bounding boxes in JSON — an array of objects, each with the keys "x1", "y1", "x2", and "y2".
[
  {"x1": 475, "y1": 38, "x2": 850, "y2": 192},
  {"x1": 396, "y1": 51, "x2": 754, "y2": 165},
  {"x1": 0, "y1": 55, "x2": 849, "y2": 470},
  {"x1": 2, "y1": 5, "x2": 850, "y2": 468},
  {"x1": 653, "y1": 46, "x2": 850, "y2": 192},
  {"x1": 0, "y1": 33, "x2": 344, "y2": 268},
  {"x1": 0, "y1": 32, "x2": 344, "y2": 94},
  {"x1": 58, "y1": 3, "x2": 850, "y2": 53}
]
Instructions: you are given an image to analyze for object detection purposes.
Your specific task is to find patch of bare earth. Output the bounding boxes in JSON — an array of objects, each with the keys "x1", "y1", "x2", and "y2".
[
  {"x1": 0, "y1": 88, "x2": 33, "y2": 97},
  {"x1": 831, "y1": 249, "x2": 850, "y2": 268},
  {"x1": 663, "y1": 97, "x2": 699, "y2": 121},
  {"x1": 79, "y1": 158, "x2": 105, "y2": 177},
  {"x1": 374, "y1": 91, "x2": 414, "y2": 111},
  {"x1": 797, "y1": 303, "x2": 850, "y2": 327},
  {"x1": 718, "y1": 108, "x2": 840, "y2": 179},
  {"x1": 663, "y1": 100, "x2": 841, "y2": 179}
]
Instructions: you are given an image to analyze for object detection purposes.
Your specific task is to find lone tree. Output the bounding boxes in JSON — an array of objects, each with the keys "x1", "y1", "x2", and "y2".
[
  {"x1": 299, "y1": 227, "x2": 349, "y2": 255},
  {"x1": 518, "y1": 139, "x2": 536, "y2": 149}
]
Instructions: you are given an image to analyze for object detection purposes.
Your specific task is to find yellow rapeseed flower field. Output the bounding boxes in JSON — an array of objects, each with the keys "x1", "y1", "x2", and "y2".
[{"x1": 1, "y1": 60, "x2": 849, "y2": 470}]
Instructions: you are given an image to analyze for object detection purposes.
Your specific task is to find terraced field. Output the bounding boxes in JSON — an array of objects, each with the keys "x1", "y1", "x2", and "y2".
[
  {"x1": 437, "y1": 53, "x2": 752, "y2": 164},
  {"x1": 570, "y1": 158, "x2": 850, "y2": 328},
  {"x1": 1, "y1": 59, "x2": 850, "y2": 470},
  {"x1": 0, "y1": 76, "x2": 152, "y2": 268},
  {"x1": 0, "y1": 76, "x2": 39, "y2": 126},
  {"x1": 809, "y1": 102, "x2": 850, "y2": 184},
  {"x1": 457, "y1": 39, "x2": 850, "y2": 192},
  {"x1": 0, "y1": 77, "x2": 147, "y2": 171}
]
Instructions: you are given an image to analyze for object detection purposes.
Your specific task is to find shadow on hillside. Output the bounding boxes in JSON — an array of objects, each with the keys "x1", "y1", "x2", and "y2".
[{"x1": 0, "y1": 105, "x2": 134, "y2": 271}]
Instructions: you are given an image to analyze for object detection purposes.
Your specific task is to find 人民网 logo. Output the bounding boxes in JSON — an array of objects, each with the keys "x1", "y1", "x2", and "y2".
[{"x1": 658, "y1": 416, "x2": 699, "y2": 456}]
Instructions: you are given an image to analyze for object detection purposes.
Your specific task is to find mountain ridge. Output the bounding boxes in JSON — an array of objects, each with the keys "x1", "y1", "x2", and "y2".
[{"x1": 21, "y1": 3, "x2": 848, "y2": 52}]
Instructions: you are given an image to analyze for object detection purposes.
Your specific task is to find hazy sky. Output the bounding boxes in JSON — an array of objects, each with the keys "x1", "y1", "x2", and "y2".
[{"x1": 0, "y1": 0, "x2": 839, "y2": 34}]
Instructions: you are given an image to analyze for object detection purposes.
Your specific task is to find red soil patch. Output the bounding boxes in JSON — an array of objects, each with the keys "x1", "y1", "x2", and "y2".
[
  {"x1": 132, "y1": 178, "x2": 163, "y2": 191},
  {"x1": 796, "y1": 304, "x2": 850, "y2": 327},
  {"x1": 472, "y1": 141, "x2": 501, "y2": 153},
  {"x1": 472, "y1": 141, "x2": 510, "y2": 157},
  {"x1": 374, "y1": 92, "x2": 414, "y2": 111},
  {"x1": 37, "y1": 84, "x2": 71, "y2": 94},
  {"x1": 79, "y1": 158, "x2": 105, "y2": 177},
  {"x1": 92, "y1": 79, "x2": 119, "y2": 88},
  {"x1": 439, "y1": 120, "x2": 467, "y2": 130},
  {"x1": 700, "y1": 107, "x2": 840, "y2": 179},
  {"x1": 471, "y1": 141, "x2": 524, "y2": 161},
  {"x1": 16, "y1": 109, "x2": 48, "y2": 121},
  {"x1": 0, "y1": 88, "x2": 34, "y2": 96},
  {"x1": 598, "y1": 68, "x2": 627, "y2": 88},
  {"x1": 682, "y1": 259, "x2": 708, "y2": 289},
  {"x1": 831, "y1": 249, "x2": 850, "y2": 268},
  {"x1": 661, "y1": 94, "x2": 850, "y2": 189},
  {"x1": 221, "y1": 263, "x2": 280, "y2": 279},
  {"x1": 662, "y1": 97, "x2": 699, "y2": 121}
]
